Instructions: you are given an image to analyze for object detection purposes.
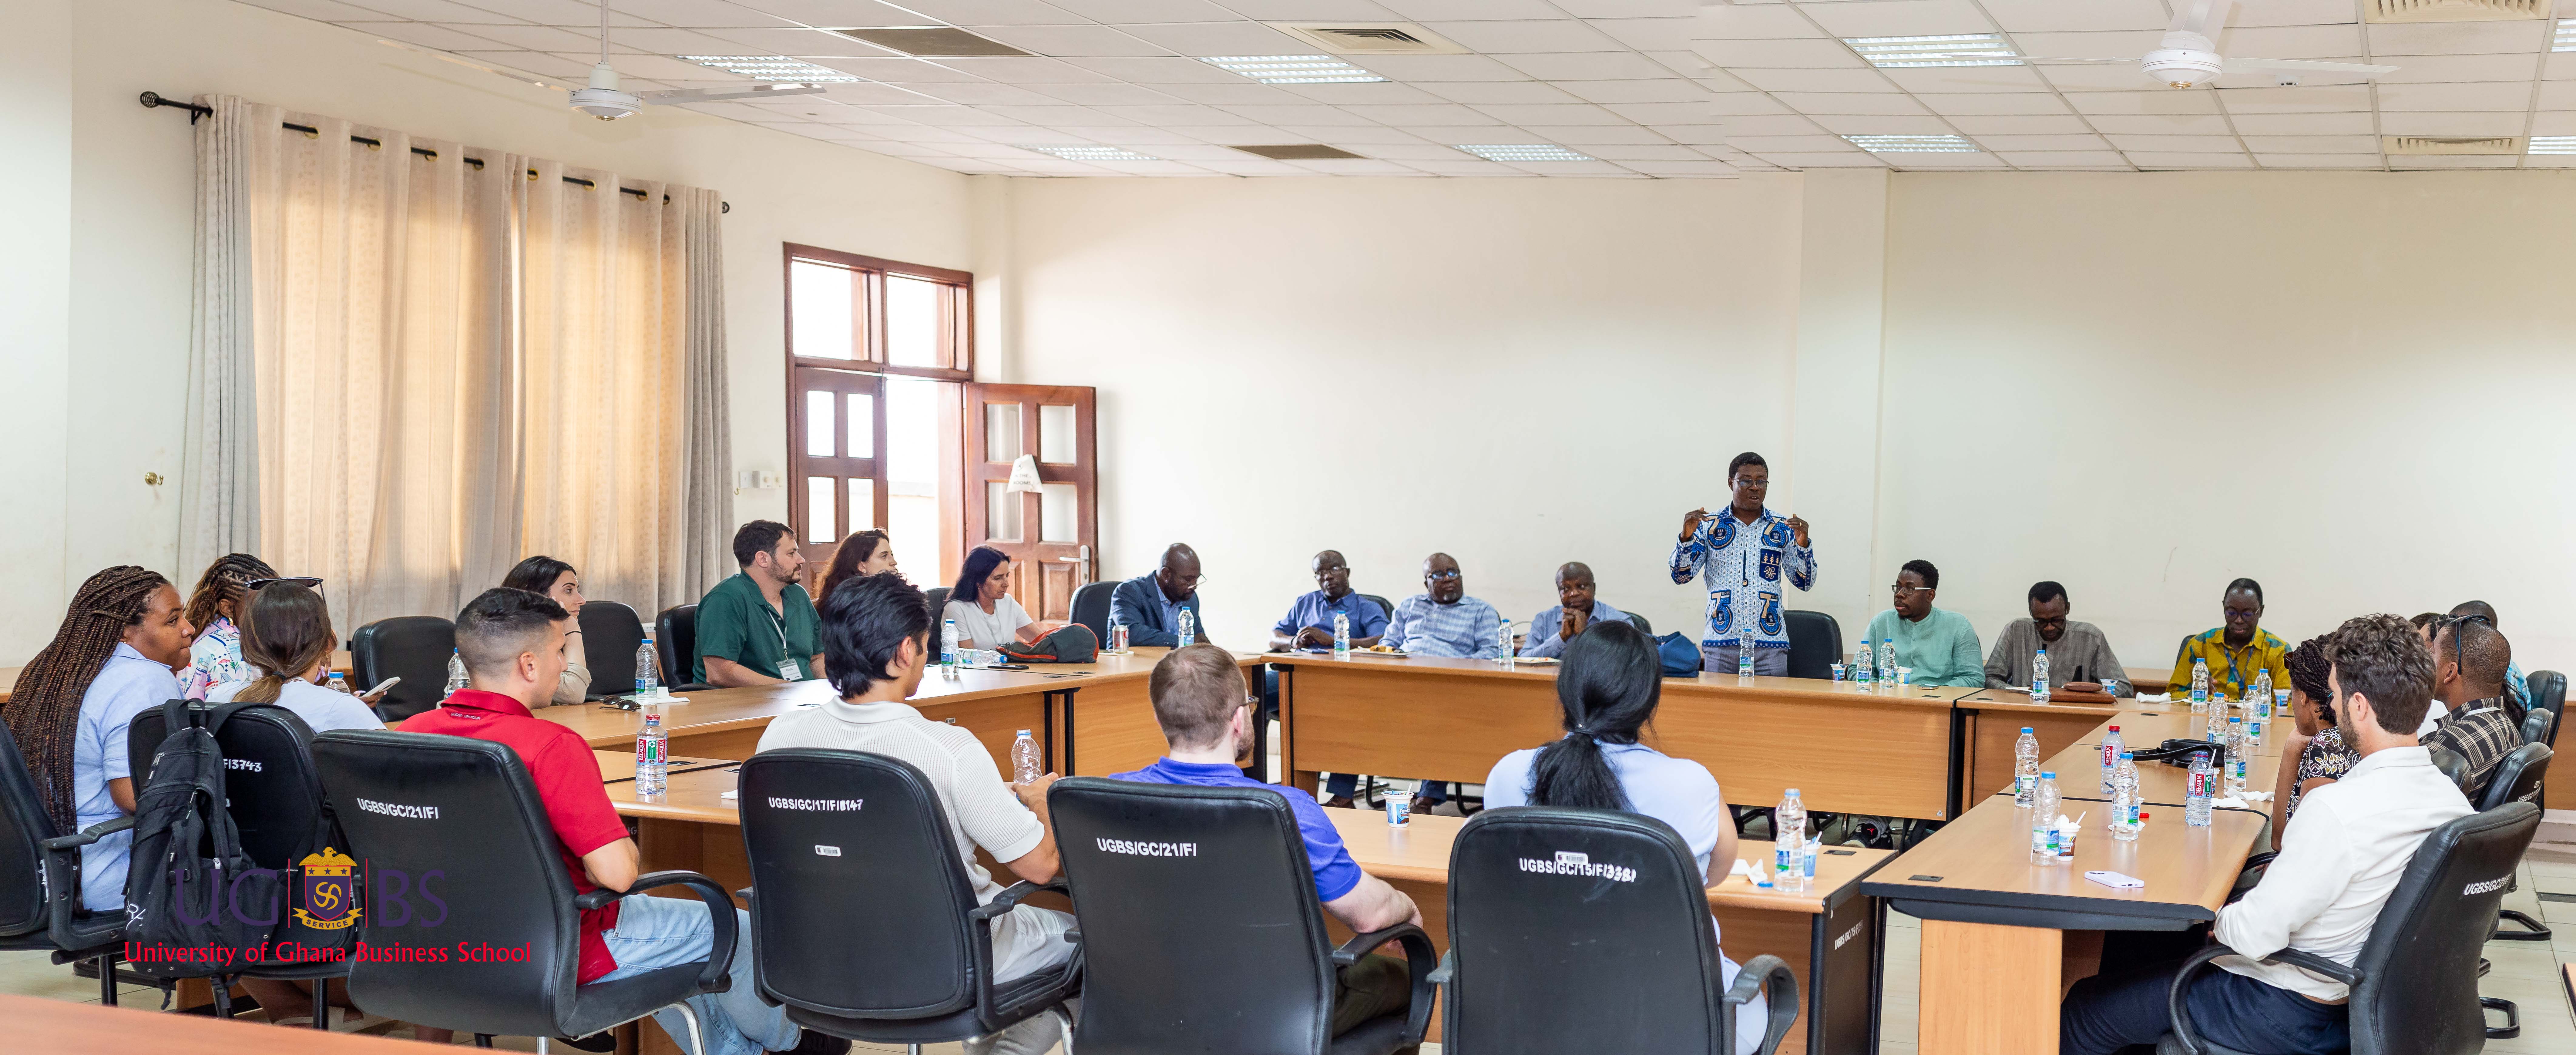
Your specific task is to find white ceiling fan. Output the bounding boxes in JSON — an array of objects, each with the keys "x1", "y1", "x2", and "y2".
[
  {"x1": 1936, "y1": 0, "x2": 2399, "y2": 89},
  {"x1": 402, "y1": 0, "x2": 828, "y2": 119}
]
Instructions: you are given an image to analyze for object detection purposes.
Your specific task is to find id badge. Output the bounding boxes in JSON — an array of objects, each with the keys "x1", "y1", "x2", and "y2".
[{"x1": 778, "y1": 658, "x2": 802, "y2": 680}]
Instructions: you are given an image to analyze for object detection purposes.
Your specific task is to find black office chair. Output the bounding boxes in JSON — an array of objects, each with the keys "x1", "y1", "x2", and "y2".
[
  {"x1": 1784, "y1": 610, "x2": 1842, "y2": 681},
  {"x1": 579, "y1": 601, "x2": 647, "y2": 699},
  {"x1": 1438, "y1": 806, "x2": 1798, "y2": 1055},
  {"x1": 2479, "y1": 744, "x2": 2552, "y2": 950},
  {"x1": 2156, "y1": 802, "x2": 2542, "y2": 1055},
  {"x1": 2526, "y1": 671, "x2": 2564, "y2": 748},
  {"x1": 739, "y1": 750, "x2": 1078, "y2": 1052},
  {"x1": 2429, "y1": 746, "x2": 2472, "y2": 793},
  {"x1": 0, "y1": 720, "x2": 136, "y2": 1006},
  {"x1": 1048, "y1": 777, "x2": 1437, "y2": 1055},
  {"x1": 312, "y1": 730, "x2": 738, "y2": 1052},
  {"x1": 2523, "y1": 708, "x2": 2554, "y2": 748},
  {"x1": 1360, "y1": 595, "x2": 1396, "y2": 625},
  {"x1": 924, "y1": 587, "x2": 951, "y2": 615},
  {"x1": 349, "y1": 615, "x2": 455, "y2": 722},
  {"x1": 1069, "y1": 581, "x2": 1117, "y2": 640},
  {"x1": 654, "y1": 604, "x2": 711, "y2": 692},
  {"x1": 1626, "y1": 611, "x2": 1653, "y2": 636}
]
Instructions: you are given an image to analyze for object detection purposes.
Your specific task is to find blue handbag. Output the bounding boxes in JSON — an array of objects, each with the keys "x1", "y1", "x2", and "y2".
[{"x1": 1655, "y1": 632, "x2": 1703, "y2": 678}]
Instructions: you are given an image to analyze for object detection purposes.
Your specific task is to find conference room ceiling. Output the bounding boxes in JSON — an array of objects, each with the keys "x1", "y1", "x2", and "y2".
[{"x1": 242, "y1": 0, "x2": 2576, "y2": 177}]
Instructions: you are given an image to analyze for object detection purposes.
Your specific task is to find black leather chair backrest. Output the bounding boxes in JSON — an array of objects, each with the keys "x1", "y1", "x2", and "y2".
[
  {"x1": 2477, "y1": 743, "x2": 2549, "y2": 812},
  {"x1": 1625, "y1": 610, "x2": 1652, "y2": 636},
  {"x1": 924, "y1": 587, "x2": 951, "y2": 615},
  {"x1": 349, "y1": 616, "x2": 456, "y2": 723},
  {"x1": 0, "y1": 721, "x2": 61, "y2": 937},
  {"x1": 579, "y1": 601, "x2": 646, "y2": 697},
  {"x1": 1446, "y1": 806, "x2": 1732, "y2": 1053},
  {"x1": 2347, "y1": 801, "x2": 2540, "y2": 1054},
  {"x1": 1069, "y1": 581, "x2": 1117, "y2": 640},
  {"x1": 2429, "y1": 746, "x2": 2471, "y2": 793},
  {"x1": 2527, "y1": 671, "x2": 2564, "y2": 748},
  {"x1": 1360, "y1": 595, "x2": 1396, "y2": 625},
  {"x1": 739, "y1": 750, "x2": 982, "y2": 1018},
  {"x1": 1049, "y1": 777, "x2": 1337, "y2": 1055},
  {"x1": 1784, "y1": 610, "x2": 1842, "y2": 680},
  {"x1": 127, "y1": 703, "x2": 325, "y2": 870},
  {"x1": 2523, "y1": 708, "x2": 2554, "y2": 749},
  {"x1": 311, "y1": 730, "x2": 581, "y2": 1038},
  {"x1": 654, "y1": 604, "x2": 697, "y2": 688}
]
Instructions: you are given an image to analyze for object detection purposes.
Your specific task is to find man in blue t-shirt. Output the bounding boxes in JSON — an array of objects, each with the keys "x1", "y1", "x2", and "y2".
[{"x1": 1111, "y1": 645, "x2": 1423, "y2": 1053}]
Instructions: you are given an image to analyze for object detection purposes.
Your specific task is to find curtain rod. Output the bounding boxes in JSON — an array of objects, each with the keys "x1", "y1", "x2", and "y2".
[{"x1": 144, "y1": 91, "x2": 730, "y2": 212}]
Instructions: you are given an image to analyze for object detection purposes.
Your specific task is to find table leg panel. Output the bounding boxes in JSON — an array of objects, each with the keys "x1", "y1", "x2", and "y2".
[
  {"x1": 1966, "y1": 711, "x2": 2100, "y2": 804},
  {"x1": 1916, "y1": 919, "x2": 2061, "y2": 1055},
  {"x1": 1065, "y1": 679, "x2": 1170, "y2": 777}
]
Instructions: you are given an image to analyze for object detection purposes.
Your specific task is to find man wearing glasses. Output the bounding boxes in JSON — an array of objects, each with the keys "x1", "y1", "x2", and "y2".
[
  {"x1": 1110, "y1": 542, "x2": 1215, "y2": 648},
  {"x1": 2169, "y1": 578, "x2": 2290, "y2": 704},
  {"x1": 1984, "y1": 581, "x2": 2130, "y2": 697},
  {"x1": 1864, "y1": 560, "x2": 1985, "y2": 688},
  {"x1": 1380, "y1": 552, "x2": 1504, "y2": 814},
  {"x1": 1670, "y1": 452, "x2": 1815, "y2": 675}
]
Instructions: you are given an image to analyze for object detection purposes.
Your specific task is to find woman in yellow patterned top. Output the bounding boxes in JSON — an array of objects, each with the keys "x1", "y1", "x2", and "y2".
[{"x1": 2168, "y1": 577, "x2": 2291, "y2": 701}]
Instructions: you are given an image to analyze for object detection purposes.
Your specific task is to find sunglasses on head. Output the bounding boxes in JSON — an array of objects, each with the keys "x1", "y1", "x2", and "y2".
[{"x1": 247, "y1": 576, "x2": 324, "y2": 591}]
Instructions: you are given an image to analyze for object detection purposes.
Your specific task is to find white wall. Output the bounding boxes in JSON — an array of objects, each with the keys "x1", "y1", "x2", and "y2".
[
  {"x1": 4, "y1": 0, "x2": 975, "y2": 657},
  {"x1": 997, "y1": 175, "x2": 1810, "y2": 646}
]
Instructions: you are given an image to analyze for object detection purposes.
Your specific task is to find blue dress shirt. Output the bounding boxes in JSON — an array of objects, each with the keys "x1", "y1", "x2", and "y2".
[
  {"x1": 1382, "y1": 594, "x2": 1503, "y2": 659},
  {"x1": 1518, "y1": 601, "x2": 1633, "y2": 658},
  {"x1": 1275, "y1": 590, "x2": 1388, "y2": 644}
]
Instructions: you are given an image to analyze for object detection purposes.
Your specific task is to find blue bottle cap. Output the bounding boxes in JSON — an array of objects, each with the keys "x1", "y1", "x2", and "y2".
[
  {"x1": 2040, "y1": 771, "x2": 2055, "y2": 779},
  {"x1": 2021, "y1": 727, "x2": 2034, "y2": 733}
]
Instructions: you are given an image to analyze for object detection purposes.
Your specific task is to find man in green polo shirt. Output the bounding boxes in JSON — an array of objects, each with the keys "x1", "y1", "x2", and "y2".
[{"x1": 695, "y1": 520, "x2": 826, "y2": 687}]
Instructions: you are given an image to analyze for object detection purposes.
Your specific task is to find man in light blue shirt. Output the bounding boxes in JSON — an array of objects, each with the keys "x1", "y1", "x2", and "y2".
[
  {"x1": 1379, "y1": 553, "x2": 1503, "y2": 814},
  {"x1": 1520, "y1": 562, "x2": 1632, "y2": 659},
  {"x1": 1670, "y1": 452, "x2": 1815, "y2": 675}
]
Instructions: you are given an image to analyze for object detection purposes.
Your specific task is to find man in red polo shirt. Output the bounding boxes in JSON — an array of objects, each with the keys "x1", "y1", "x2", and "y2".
[{"x1": 405, "y1": 587, "x2": 809, "y2": 1055}]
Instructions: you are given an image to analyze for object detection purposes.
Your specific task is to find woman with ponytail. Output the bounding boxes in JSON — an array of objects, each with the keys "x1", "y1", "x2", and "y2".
[
  {"x1": 1481, "y1": 619, "x2": 1766, "y2": 1055},
  {"x1": 205, "y1": 581, "x2": 384, "y2": 734}
]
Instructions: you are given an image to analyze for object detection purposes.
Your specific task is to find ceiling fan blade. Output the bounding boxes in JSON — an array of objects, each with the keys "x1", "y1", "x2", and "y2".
[
  {"x1": 639, "y1": 84, "x2": 829, "y2": 104},
  {"x1": 2193, "y1": 0, "x2": 2234, "y2": 41},
  {"x1": 2222, "y1": 56, "x2": 2400, "y2": 75}
]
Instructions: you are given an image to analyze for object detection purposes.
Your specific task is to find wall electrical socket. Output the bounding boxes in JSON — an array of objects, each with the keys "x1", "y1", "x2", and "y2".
[{"x1": 736, "y1": 470, "x2": 783, "y2": 490}]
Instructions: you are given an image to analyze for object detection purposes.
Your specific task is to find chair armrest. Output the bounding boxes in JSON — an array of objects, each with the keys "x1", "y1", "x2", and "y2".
[
  {"x1": 1726, "y1": 954, "x2": 1801, "y2": 1055},
  {"x1": 1425, "y1": 948, "x2": 1454, "y2": 987},
  {"x1": 573, "y1": 871, "x2": 738, "y2": 995},
  {"x1": 1330, "y1": 923, "x2": 1438, "y2": 1048},
  {"x1": 42, "y1": 815, "x2": 135, "y2": 852},
  {"x1": 734, "y1": 887, "x2": 753, "y2": 905},
  {"x1": 2262, "y1": 947, "x2": 2363, "y2": 987},
  {"x1": 968, "y1": 879, "x2": 1067, "y2": 922},
  {"x1": 2166, "y1": 943, "x2": 2363, "y2": 1055},
  {"x1": 2239, "y1": 852, "x2": 2278, "y2": 873}
]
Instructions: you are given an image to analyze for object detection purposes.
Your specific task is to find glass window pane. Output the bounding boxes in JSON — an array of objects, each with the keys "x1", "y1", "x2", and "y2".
[
  {"x1": 986, "y1": 481, "x2": 1022, "y2": 541},
  {"x1": 1040, "y1": 482, "x2": 1078, "y2": 544},
  {"x1": 790, "y1": 260, "x2": 856, "y2": 360},
  {"x1": 845, "y1": 393, "x2": 874, "y2": 459},
  {"x1": 886, "y1": 275, "x2": 943, "y2": 367},
  {"x1": 848, "y1": 479, "x2": 876, "y2": 533},
  {"x1": 984, "y1": 403, "x2": 1022, "y2": 462},
  {"x1": 806, "y1": 477, "x2": 837, "y2": 543},
  {"x1": 885, "y1": 377, "x2": 950, "y2": 591},
  {"x1": 804, "y1": 390, "x2": 834, "y2": 457},
  {"x1": 1038, "y1": 404, "x2": 1076, "y2": 464}
]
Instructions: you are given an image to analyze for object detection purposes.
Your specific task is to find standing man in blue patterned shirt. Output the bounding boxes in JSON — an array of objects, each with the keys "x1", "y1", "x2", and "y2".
[{"x1": 1670, "y1": 452, "x2": 1816, "y2": 675}]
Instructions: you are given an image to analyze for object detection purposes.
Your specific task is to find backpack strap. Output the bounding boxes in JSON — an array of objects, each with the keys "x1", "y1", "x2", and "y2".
[
  {"x1": 201, "y1": 698, "x2": 260, "y2": 736},
  {"x1": 161, "y1": 697, "x2": 196, "y2": 736}
]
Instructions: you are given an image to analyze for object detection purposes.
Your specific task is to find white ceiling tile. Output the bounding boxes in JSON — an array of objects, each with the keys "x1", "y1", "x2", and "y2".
[
  {"x1": 928, "y1": 56, "x2": 1119, "y2": 82},
  {"x1": 452, "y1": 49, "x2": 589, "y2": 77},
  {"x1": 1050, "y1": 125, "x2": 1209, "y2": 143},
  {"x1": 1399, "y1": 159, "x2": 1535, "y2": 175},
  {"x1": 694, "y1": 27, "x2": 899, "y2": 55},
  {"x1": 461, "y1": 23, "x2": 620, "y2": 51},
  {"x1": 1093, "y1": 103, "x2": 1259, "y2": 123},
  {"x1": 1212, "y1": 0, "x2": 1401, "y2": 16},
  {"x1": 1649, "y1": 123, "x2": 1740, "y2": 144},
  {"x1": 1972, "y1": 133, "x2": 2112, "y2": 150},
  {"x1": 2083, "y1": 113, "x2": 2234, "y2": 134},
  {"x1": 1730, "y1": 135, "x2": 1863, "y2": 151},
  {"x1": 1469, "y1": 103, "x2": 1628, "y2": 125},
  {"x1": 1341, "y1": 142, "x2": 1479, "y2": 160},
  {"x1": 991, "y1": 104, "x2": 1143, "y2": 124},
  {"x1": 1142, "y1": 80, "x2": 1307, "y2": 103},
  {"x1": 809, "y1": 56, "x2": 989, "y2": 80},
  {"x1": 1404, "y1": 124, "x2": 1530, "y2": 140},
  {"x1": 1418, "y1": 81, "x2": 1584, "y2": 104},
  {"x1": 2223, "y1": 111, "x2": 2376, "y2": 134},
  {"x1": 1558, "y1": 79, "x2": 1713, "y2": 104},
  {"x1": 1342, "y1": 54, "x2": 1535, "y2": 81},
  {"x1": 1655, "y1": 52, "x2": 1728, "y2": 80},
  {"x1": 1059, "y1": 56, "x2": 1244, "y2": 81},
  {"x1": 348, "y1": 21, "x2": 521, "y2": 51},
  {"x1": 1704, "y1": 93, "x2": 1794, "y2": 115},
  {"x1": 867, "y1": 123, "x2": 1000, "y2": 140},
  {"x1": 2036, "y1": 65, "x2": 2166, "y2": 92},
  {"x1": 855, "y1": 0, "x2": 1080, "y2": 25},
  {"x1": 1751, "y1": 152, "x2": 1891, "y2": 168},
  {"x1": 812, "y1": 83, "x2": 957, "y2": 104},
  {"x1": 965, "y1": 24, "x2": 1173, "y2": 56},
  {"x1": 2375, "y1": 111, "x2": 2527, "y2": 136},
  {"x1": 1268, "y1": 124, "x2": 1428, "y2": 142},
  {"x1": 1275, "y1": 81, "x2": 1448, "y2": 104},
  {"x1": 1735, "y1": 68, "x2": 1901, "y2": 92},
  {"x1": 1806, "y1": 113, "x2": 1958, "y2": 134},
  {"x1": 894, "y1": 82, "x2": 1068, "y2": 106},
  {"x1": 1492, "y1": 51, "x2": 1678, "y2": 80},
  {"x1": 1797, "y1": 0, "x2": 1995, "y2": 39},
  {"x1": 2370, "y1": 53, "x2": 2542, "y2": 83},
  {"x1": 2534, "y1": 111, "x2": 2576, "y2": 135},
  {"x1": 1044, "y1": 0, "x2": 1236, "y2": 21},
  {"x1": 1115, "y1": 20, "x2": 1312, "y2": 54},
  {"x1": 613, "y1": 0, "x2": 807, "y2": 28},
  {"x1": 2387, "y1": 154, "x2": 2518, "y2": 168},
  {"x1": 1945, "y1": 114, "x2": 2093, "y2": 133},
  {"x1": 1555, "y1": 0, "x2": 1698, "y2": 19},
  {"x1": 1165, "y1": 123, "x2": 1295, "y2": 139},
  {"x1": 1976, "y1": 0, "x2": 2169, "y2": 33},
  {"x1": 1691, "y1": 38, "x2": 1868, "y2": 69},
  {"x1": 1916, "y1": 94, "x2": 2074, "y2": 116},
  {"x1": 1516, "y1": 124, "x2": 1682, "y2": 145},
  {"x1": 1381, "y1": 0, "x2": 1562, "y2": 20},
  {"x1": 1692, "y1": 5, "x2": 1827, "y2": 40},
  {"x1": 237, "y1": 0, "x2": 409, "y2": 18},
  {"x1": 2376, "y1": 82, "x2": 2538, "y2": 112},
  {"x1": 1601, "y1": 100, "x2": 1734, "y2": 123},
  {"x1": 2105, "y1": 133, "x2": 2244, "y2": 151},
  {"x1": 2253, "y1": 154, "x2": 2384, "y2": 168},
  {"x1": 2010, "y1": 29, "x2": 2164, "y2": 56},
  {"x1": 1578, "y1": 143, "x2": 1712, "y2": 160},
  {"x1": 2124, "y1": 151, "x2": 2254, "y2": 168},
  {"x1": 1879, "y1": 66, "x2": 2055, "y2": 94},
  {"x1": 739, "y1": 0, "x2": 937, "y2": 21},
  {"x1": 1496, "y1": 159, "x2": 1642, "y2": 175},
  {"x1": 2067, "y1": 91, "x2": 2221, "y2": 115},
  {"x1": 338, "y1": 0, "x2": 528, "y2": 20},
  {"x1": 1770, "y1": 92, "x2": 1931, "y2": 115},
  {"x1": 1721, "y1": 115, "x2": 1830, "y2": 136},
  {"x1": 1218, "y1": 103, "x2": 1377, "y2": 125},
  {"x1": 1022, "y1": 82, "x2": 1187, "y2": 105},
  {"x1": 1343, "y1": 102, "x2": 1498, "y2": 124},
  {"x1": 2239, "y1": 134, "x2": 2380, "y2": 153},
  {"x1": 1425, "y1": 18, "x2": 1628, "y2": 53},
  {"x1": 1618, "y1": 160, "x2": 1743, "y2": 176},
  {"x1": 2213, "y1": 85, "x2": 2376, "y2": 113},
  {"x1": 2216, "y1": 24, "x2": 2364, "y2": 59},
  {"x1": 2550, "y1": 52, "x2": 2576, "y2": 79},
  {"x1": 2378, "y1": 20, "x2": 2554, "y2": 56},
  {"x1": 1994, "y1": 150, "x2": 2133, "y2": 166},
  {"x1": 1588, "y1": 17, "x2": 1694, "y2": 52},
  {"x1": 2228, "y1": 0, "x2": 2361, "y2": 26}
]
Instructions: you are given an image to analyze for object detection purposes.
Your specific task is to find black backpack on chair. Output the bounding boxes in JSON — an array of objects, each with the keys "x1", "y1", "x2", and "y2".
[{"x1": 121, "y1": 698, "x2": 281, "y2": 979}]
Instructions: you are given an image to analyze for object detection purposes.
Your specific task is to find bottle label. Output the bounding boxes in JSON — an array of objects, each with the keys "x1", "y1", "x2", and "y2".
[
  {"x1": 2189, "y1": 770, "x2": 2214, "y2": 799},
  {"x1": 2017, "y1": 774, "x2": 2034, "y2": 796}
]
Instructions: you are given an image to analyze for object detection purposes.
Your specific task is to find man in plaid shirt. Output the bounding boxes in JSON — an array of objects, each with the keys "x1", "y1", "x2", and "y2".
[{"x1": 2421, "y1": 617, "x2": 2524, "y2": 802}]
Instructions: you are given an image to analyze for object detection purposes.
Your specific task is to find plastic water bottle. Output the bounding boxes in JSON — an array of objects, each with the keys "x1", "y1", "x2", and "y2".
[
  {"x1": 2099, "y1": 724, "x2": 2125, "y2": 795},
  {"x1": 2013, "y1": 726, "x2": 2040, "y2": 805},
  {"x1": 445, "y1": 649, "x2": 469, "y2": 699},
  {"x1": 2190, "y1": 656, "x2": 2210, "y2": 709},
  {"x1": 2224, "y1": 718, "x2": 2249, "y2": 794},
  {"x1": 1773, "y1": 789, "x2": 1809, "y2": 892},
  {"x1": 2210, "y1": 695, "x2": 2234, "y2": 743},
  {"x1": 2031, "y1": 647, "x2": 2051, "y2": 703},
  {"x1": 940, "y1": 619, "x2": 960, "y2": 675},
  {"x1": 1853, "y1": 641, "x2": 1874, "y2": 686},
  {"x1": 2185, "y1": 749, "x2": 2216, "y2": 827},
  {"x1": 636, "y1": 711, "x2": 667, "y2": 795},
  {"x1": 2249, "y1": 697, "x2": 2270, "y2": 748},
  {"x1": 634, "y1": 637, "x2": 660, "y2": 697},
  {"x1": 2111, "y1": 753, "x2": 2142, "y2": 841},
  {"x1": 1879, "y1": 640, "x2": 1896, "y2": 684},
  {"x1": 1332, "y1": 611, "x2": 1350, "y2": 657},
  {"x1": 1010, "y1": 729, "x2": 1041, "y2": 785},
  {"x1": 2252, "y1": 669, "x2": 2274, "y2": 718},
  {"x1": 2029, "y1": 771, "x2": 2064, "y2": 864},
  {"x1": 1801, "y1": 834, "x2": 1819, "y2": 889},
  {"x1": 1737, "y1": 626, "x2": 1756, "y2": 677},
  {"x1": 1177, "y1": 607, "x2": 1195, "y2": 648},
  {"x1": 1500, "y1": 620, "x2": 1516, "y2": 665},
  {"x1": 326, "y1": 672, "x2": 351, "y2": 694}
]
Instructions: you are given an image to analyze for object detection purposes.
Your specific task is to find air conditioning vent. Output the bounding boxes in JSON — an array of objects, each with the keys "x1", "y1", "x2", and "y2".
[
  {"x1": 1262, "y1": 22, "x2": 1469, "y2": 55},
  {"x1": 2383, "y1": 135, "x2": 2524, "y2": 154},
  {"x1": 2362, "y1": 0, "x2": 2551, "y2": 22},
  {"x1": 832, "y1": 27, "x2": 1032, "y2": 57},
  {"x1": 1230, "y1": 144, "x2": 1366, "y2": 160}
]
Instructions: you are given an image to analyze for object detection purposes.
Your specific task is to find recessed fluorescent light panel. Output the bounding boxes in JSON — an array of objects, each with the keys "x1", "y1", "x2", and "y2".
[
  {"x1": 1844, "y1": 33, "x2": 2020, "y2": 67},
  {"x1": 1844, "y1": 134, "x2": 1981, "y2": 153},
  {"x1": 1454, "y1": 144, "x2": 1595, "y2": 162},
  {"x1": 1019, "y1": 144, "x2": 1158, "y2": 162},
  {"x1": 2530, "y1": 136, "x2": 2576, "y2": 154},
  {"x1": 677, "y1": 56, "x2": 861, "y2": 82},
  {"x1": 2558, "y1": 18, "x2": 2576, "y2": 50},
  {"x1": 1199, "y1": 55, "x2": 1385, "y2": 84}
]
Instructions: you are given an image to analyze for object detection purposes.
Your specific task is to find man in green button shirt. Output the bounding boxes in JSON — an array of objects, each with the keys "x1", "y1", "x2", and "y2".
[
  {"x1": 694, "y1": 520, "x2": 826, "y2": 687},
  {"x1": 1863, "y1": 559, "x2": 1985, "y2": 688}
]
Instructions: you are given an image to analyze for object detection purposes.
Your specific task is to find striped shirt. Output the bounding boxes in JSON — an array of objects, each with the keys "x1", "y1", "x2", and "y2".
[{"x1": 1381, "y1": 594, "x2": 1503, "y2": 659}]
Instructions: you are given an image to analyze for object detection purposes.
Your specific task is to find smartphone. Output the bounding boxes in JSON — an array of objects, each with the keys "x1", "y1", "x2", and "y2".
[
  {"x1": 2084, "y1": 870, "x2": 2144, "y2": 890},
  {"x1": 987, "y1": 663, "x2": 1032, "y2": 671},
  {"x1": 365, "y1": 676, "x2": 402, "y2": 696}
]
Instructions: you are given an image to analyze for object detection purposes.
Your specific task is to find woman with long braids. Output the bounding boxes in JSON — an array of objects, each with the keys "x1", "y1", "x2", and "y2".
[
  {"x1": 176, "y1": 553, "x2": 276, "y2": 699},
  {"x1": 206, "y1": 581, "x2": 383, "y2": 734},
  {"x1": 1480, "y1": 620, "x2": 1768, "y2": 1055},
  {"x1": 0, "y1": 566, "x2": 193, "y2": 911}
]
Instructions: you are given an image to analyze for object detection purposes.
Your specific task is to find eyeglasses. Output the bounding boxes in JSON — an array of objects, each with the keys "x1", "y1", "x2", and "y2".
[
  {"x1": 1426, "y1": 570, "x2": 1462, "y2": 582},
  {"x1": 247, "y1": 576, "x2": 324, "y2": 591},
  {"x1": 1890, "y1": 584, "x2": 1932, "y2": 596}
]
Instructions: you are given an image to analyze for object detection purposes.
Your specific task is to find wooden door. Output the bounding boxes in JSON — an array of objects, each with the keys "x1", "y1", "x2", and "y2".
[
  {"x1": 962, "y1": 384, "x2": 1097, "y2": 621},
  {"x1": 787, "y1": 366, "x2": 887, "y2": 597}
]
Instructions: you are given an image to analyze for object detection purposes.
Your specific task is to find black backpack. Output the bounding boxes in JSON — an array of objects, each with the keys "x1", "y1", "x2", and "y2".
[{"x1": 121, "y1": 699, "x2": 282, "y2": 978}]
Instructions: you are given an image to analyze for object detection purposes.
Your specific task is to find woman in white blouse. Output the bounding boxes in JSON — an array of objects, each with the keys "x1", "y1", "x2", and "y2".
[
  {"x1": 943, "y1": 546, "x2": 1064, "y2": 649},
  {"x1": 501, "y1": 556, "x2": 592, "y2": 705},
  {"x1": 206, "y1": 580, "x2": 385, "y2": 735}
]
